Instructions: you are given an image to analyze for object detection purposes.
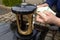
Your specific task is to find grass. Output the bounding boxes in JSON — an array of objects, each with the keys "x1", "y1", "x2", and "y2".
[{"x1": 2, "y1": 0, "x2": 22, "y2": 7}]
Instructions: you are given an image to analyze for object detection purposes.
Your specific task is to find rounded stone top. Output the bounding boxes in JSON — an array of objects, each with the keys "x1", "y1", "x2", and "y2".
[{"x1": 11, "y1": 3, "x2": 36, "y2": 15}]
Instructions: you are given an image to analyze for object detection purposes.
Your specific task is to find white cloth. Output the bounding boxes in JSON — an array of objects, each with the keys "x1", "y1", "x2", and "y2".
[{"x1": 36, "y1": 6, "x2": 56, "y2": 15}]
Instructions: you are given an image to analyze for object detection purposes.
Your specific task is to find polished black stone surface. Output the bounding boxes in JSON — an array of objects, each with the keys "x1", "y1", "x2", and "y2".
[{"x1": 11, "y1": 3, "x2": 36, "y2": 14}]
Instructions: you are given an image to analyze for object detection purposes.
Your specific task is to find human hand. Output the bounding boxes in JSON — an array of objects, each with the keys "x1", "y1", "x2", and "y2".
[{"x1": 36, "y1": 11, "x2": 57, "y2": 24}]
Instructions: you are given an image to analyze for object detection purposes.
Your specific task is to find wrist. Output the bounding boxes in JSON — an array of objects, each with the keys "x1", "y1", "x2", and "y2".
[{"x1": 53, "y1": 17, "x2": 60, "y2": 25}]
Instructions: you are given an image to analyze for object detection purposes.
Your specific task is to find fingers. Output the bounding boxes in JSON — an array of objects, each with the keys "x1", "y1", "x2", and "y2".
[
  {"x1": 43, "y1": 11, "x2": 51, "y2": 16},
  {"x1": 37, "y1": 12, "x2": 47, "y2": 20},
  {"x1": 37, "y1": 11, "x2": 53, "y2": 17},
  {"x1": 37, "y1": 11, "x2": 51, "y2": 23},
  {"x1": 36, "y1": 15, "x2": 45, "y2": 23},
  {"x1": 43, "y1": 11, "x2": 54, "y2": 16}
]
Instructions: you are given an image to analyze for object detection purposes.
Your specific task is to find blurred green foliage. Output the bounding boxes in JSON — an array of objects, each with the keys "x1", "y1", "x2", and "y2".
[{"x1": 2, "y1": 0, "x2": 22, "y2": 6}]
